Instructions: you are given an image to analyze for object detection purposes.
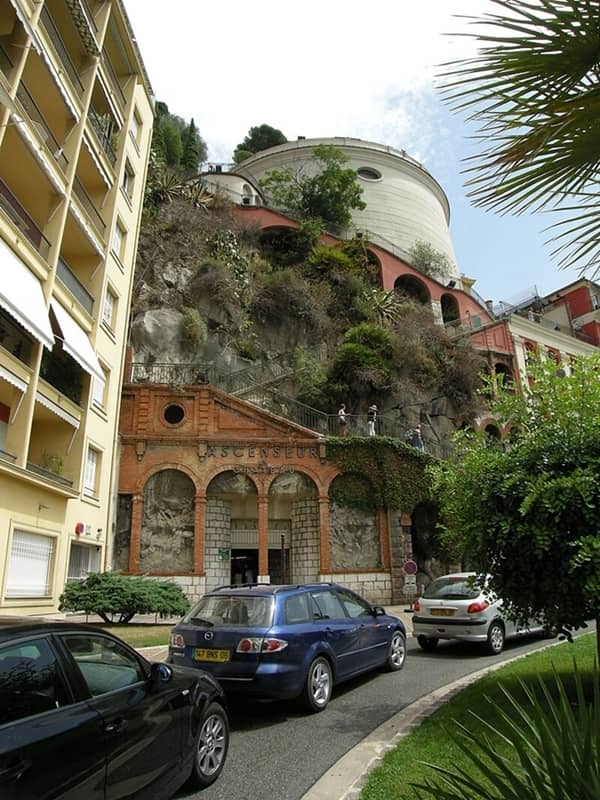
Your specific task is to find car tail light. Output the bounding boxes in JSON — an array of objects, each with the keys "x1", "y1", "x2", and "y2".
[
  {"x1": 467, "y1": 600, "x2": 490, "y2": 614},
  {"x1": 413, "y1": 599, "x2": 420, "y2": 612},
  {"x1": 170, "y1": 633, "x2": 185, "y2": 648},
  {"x1": 236, "y1": 637, "x2": 288, "y2": 654}
]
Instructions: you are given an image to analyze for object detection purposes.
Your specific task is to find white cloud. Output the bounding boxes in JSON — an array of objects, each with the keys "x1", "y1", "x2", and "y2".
[{"x1": 124, "y1": 0, "x2": 495, "y2": 162}]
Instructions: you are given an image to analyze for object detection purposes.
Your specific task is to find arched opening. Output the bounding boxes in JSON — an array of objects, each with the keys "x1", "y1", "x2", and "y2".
[
  {"x1": 269, "y1": 471, "x2": 318, "y2": 583},
  {"x1": 141, "y1": 469, "x2": 195, "y2": 572},
  {"x1": 365, "y1": 249, "x2": 382, "y2": 286},
  {"x1": 440, "y1": 292, "x2": 460, "y2": 324},
  {"x1": 241, "y1": 182, "x2": 253, "y2": 206},
  {"x1": 484, "y1": 423, "x2": 501, "y2": 440},
  {"x1": 258, "y1": 225, "x2": 311, "y2": 267},
  {"x1": 328, "y1": 473, "x2": 380, "y2": 571},
  {"x1": 207, "y1": 471, "x2": 257, "y2": 589},
  {"x1": 494, "y1": 361, "x2": 513, "y2": 391},
  {"x1": 394, "y1": 274, "x2": 431, "y2": 305}
]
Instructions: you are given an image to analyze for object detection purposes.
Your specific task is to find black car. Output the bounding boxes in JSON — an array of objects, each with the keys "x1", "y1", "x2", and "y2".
[{"x1": 0, "y1": 616, "x2": 229, "y2": 799}]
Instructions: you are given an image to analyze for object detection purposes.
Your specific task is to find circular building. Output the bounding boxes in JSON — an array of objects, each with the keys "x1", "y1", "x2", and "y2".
[{"x1": 236, "y1": 136, "x2": 460, "y2": 283}]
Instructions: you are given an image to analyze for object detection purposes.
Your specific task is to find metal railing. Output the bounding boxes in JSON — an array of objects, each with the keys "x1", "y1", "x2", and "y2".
[
  {"x1": 27, "y1": 460, "x2": 73, "y2": 487},
  {"x1": 0, "y1": 40, "x2": 14, "y2": 73},
  {"x1": 129, "y1": 362, "x2": 211, "y2": 386},
  {"x1": 101, "y1": 55, "x2": 126, "y2": 107},
  {"x1": 0, "y1": 307, "x2": 34, "y2": 364},
  {"x1": 72, "y1": 176, "x2": 106, "y2": 233},
  {"x1": 0, "y1": 177, "x2": 51, "y2": 258},
  {"x1": 88, "y1": 107, "x2": 117, "y2": 165},
  {"x1": 40, "y1": 6, "x2": 84, "y2": 96},
  {"x1": 56, "y1": 256, "x2": 94, "y2": 314},
  {"x1": 0, "y1": 448, "x2": 17, "y2": 464},
  {"x1": 16, "y1": 82, "x2": 68, "y2": 172}
]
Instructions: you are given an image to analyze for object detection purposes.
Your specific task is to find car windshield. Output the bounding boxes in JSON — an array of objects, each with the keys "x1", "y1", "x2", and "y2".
[
  {"x1": 183, "y1": 594, "x2": 273, "y2": 628},
  {"x1": 423, "y1": 576, "x2": 482, "y2": 600}
]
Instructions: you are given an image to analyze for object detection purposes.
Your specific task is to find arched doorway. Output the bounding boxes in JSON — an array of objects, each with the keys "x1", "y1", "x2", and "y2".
[
  {"x1": 206, "y1": 471, "x2": 258, "y2": 589},
  {"x1": 440, "y1": 292, "x2": 460, "y2": 325},
  {"x1": 141, "y1": 469, "x2": 195, "y2": 572},
  {"x1": 269, "y1": 471, "x2": 319, "y2": 583},
  {"x1": 394, "y1": 274, "x2": 431, "y2": 305}
]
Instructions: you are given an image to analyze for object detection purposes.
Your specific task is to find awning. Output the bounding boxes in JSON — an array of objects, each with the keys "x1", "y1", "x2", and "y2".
[
  {"x1": 50, "y1": 300, "x2": 104, "y2": 384},
  {"x1": 0, "y1": 239, "x2": 54, "y2": 350},
  {"x1": 35, "y1": 390, "x2": 80, "y2": 428},
  {"x1": 0, "y1": 364, "x2": 27, "y2": 393}
]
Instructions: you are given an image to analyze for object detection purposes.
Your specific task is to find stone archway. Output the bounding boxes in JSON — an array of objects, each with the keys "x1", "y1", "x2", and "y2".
[
  {"x1": 206, "y1": 471, "x2": 258, "y2": 590},
  {"x1": 328, "y1": 473, "x2": 380, "y2": 570},
  {"x1": 394, "y1": 274, "x2": 431, "y2": 305},
  {"x1": 141, "y1": 469, "x2": 195, "y2": 572},
  {"x1": 269, "y1": 471, "x2": 319, "y2": 583}
]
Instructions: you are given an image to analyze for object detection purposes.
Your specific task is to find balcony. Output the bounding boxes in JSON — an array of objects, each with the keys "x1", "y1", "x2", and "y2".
[
  {"x1": 40, "y1": 5, "x2": 85, "y2": 97},
  {"x1": 88, "y1": 106, "x2": 117, "y2": 165},
  {"x1": 0, "y1": 308, "x2": 35, "y2": 366},
  {"x1": 101, "y1": 54, "x2": 126, "y2": 109},
  {"x1": 26, "y1": 459, "x2": 74, "y2": 487},
  {"x1": 56, "y1": 256, "x2": 94, "y2": 314},
  {"x1": 16, "y1": 82, "x2": 69, "y2": 172},
  {"x1": 72, "y1": 176, "x2": 106, "y2": 235},
  {"x1": 40, "y1": 347, "x2": 84, "y2": 405},
  {"x1": 0, "y1": 177, "x2": 51, "y2": 259}
]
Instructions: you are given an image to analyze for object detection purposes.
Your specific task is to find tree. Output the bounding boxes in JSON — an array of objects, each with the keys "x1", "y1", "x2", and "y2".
[
  {"x1": 232, "y1": 124, "x2": 287, "y2": 163},
  {"x1": 439, "y1": 0, "x2": 600, "y2": 275},
  {"x1": 429, "y1": 353, "x2": 600, "y2": 662},
  {"x1": 260, "y1": 145, "x2": 366, "y2": 230},
  {"x1": 59, "y1": 571, "x2": 190, "y2": 623},
  {"x1": 408, "y1": 240, "x2": 452, "y2": 281},
  {"x1": 181, "y1": 118, "x2": 206, "y2": 176}
]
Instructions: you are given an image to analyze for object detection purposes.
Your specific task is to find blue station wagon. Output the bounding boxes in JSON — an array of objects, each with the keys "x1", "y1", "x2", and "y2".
[{"x1": 168, "y1": 583, "x2": 407, "y2": 712}]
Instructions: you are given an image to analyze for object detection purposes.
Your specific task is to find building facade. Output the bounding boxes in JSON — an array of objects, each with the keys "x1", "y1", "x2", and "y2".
[{"x1": 0, "y1": 0, "x2": 153, "y2": 614}]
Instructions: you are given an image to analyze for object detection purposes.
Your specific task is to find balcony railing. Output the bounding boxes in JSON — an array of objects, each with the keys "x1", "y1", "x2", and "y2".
[
  {"x1": 88, "y1": 106, "x2": 117, "y2": 165},
  {"x1": 40, "y1": 6, "x2": 84, "y2": 96},
  {"x1": 101, "y1": 55, "x2": 126, "y2": 108},
  {"x1": 0, "y1": 39, "x2": 14, "y2": 74},
  {"x1": 0, "y1": 177, "x2": 51, "y2": 258},
  {"x1": 16, "y1": 82, "x2": 68, "y2": 172},
  {"x1": 26, "y1": 460, "x2": 73, "y2": 487},
  {"x1": 56, "y1": 256, "x2": 94, "y2": 314},
  {"x1": 72, "y1": 176, "x2": 106, "y2": 234},
  {"x1": 130, "y1": 362, "x2": 210, "y2": 386},
  {"x1": 0, "y1": 307, "x2": 34, "y2": 365},
  {"x1": 0, "y1": 448, "x2": 17, "y2": 465}
]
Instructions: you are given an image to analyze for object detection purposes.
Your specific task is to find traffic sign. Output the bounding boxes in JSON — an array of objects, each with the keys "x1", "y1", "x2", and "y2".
[{"x1": 403, "y1": 559, "x2": 418, "y2": 575}]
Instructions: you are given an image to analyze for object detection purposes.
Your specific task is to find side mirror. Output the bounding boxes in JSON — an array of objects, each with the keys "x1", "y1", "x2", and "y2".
[
  {"x1": 150, "y1": 662, "x2": 173, "y2": 687},
  {"x1": 373, "y1": 606, "x2": 386, "y2": 616}
]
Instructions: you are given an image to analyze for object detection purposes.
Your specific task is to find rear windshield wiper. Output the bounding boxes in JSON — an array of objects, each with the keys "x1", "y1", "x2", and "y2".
[{"x1": 190, "y1": 617, "x2": 214, "y2": 626}]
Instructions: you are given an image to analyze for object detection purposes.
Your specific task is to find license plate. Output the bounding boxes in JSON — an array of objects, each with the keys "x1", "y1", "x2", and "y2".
[
  {"x1": 430, "y1": 608, "x2": 455, "y2": 617},
  {"x1": 194, "y1": 648, "x2": 230, "y2": 662}
]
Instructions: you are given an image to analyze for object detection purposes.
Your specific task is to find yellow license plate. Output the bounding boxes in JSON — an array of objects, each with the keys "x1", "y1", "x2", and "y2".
[
  {"x1": 194, "y1": 648, "x2": 231, "y2": 662},
  {"x1": 430, "y1": 608, "x2": 455, "y2": 617}
]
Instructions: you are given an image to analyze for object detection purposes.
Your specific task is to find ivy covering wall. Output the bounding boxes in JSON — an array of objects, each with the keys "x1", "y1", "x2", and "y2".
[{"x1": 326, "y1": 437, "x2": 432, "y2": 511}]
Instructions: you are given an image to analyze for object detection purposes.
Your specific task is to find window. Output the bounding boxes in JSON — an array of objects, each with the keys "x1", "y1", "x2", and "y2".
[
  {"x1": 0, "y1": 402, "x2": 8, "y2": 451},
  {"x1": 285, "y1": 593, "x2": 310, "y2": 624},
  {"x1": 129, "y1": 111, "x2": 140, "y2": 145},
  {"x1": 309, "y1": 590, "x2": 345, "y2": 620},
  {"x1": 0, "y1": 638, "x2": 70, "y2": 724},
  {"x1": 111, "y1": 221, "x2": 125, "y2": 261},
  {"x1": 357, "y1": 167, "x2": 382, "y2": 181},
  {"x1": 67, "y1": 543, "x2": 101, "y2": 581},
  {"x1": 5, "y1": 531, "x2": 55, "y2": 598},
  {"x1": 121, "y1": 160, "x2": 134, "y2": 201},
  {"x1": 337, "y1": 588, "x2": 372, "y2": 618},
  {"x1": 63, "y1": 634, "x2": 145, "y2": 696},
  {"x1": 92, "y1": 366, "x2": 107, "y2": 409},
  {"x1": 84, "y1": 446, "x2": 100, "y2": 498},
  {"x1": 101, "y1": 288, "x2": 116, "y2": 331}
]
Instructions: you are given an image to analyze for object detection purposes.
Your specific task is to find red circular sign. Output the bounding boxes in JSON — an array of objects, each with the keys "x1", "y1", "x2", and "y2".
[{"x1": 403, "y1": 559, "x2": 418, "y2": 575}]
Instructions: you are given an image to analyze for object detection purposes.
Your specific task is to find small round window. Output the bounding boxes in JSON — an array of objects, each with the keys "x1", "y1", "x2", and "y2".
[
  {"x1": 163, "y1": 404, "x2": 185, "y2": 425},
  {"x1": 357, "y1": 167, "x2": 382, "y2": 181}
]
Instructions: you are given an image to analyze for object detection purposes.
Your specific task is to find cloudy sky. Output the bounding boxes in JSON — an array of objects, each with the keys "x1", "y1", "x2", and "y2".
[{"x1": 123, "y1": 0, "x2": 579, "y2": 304}]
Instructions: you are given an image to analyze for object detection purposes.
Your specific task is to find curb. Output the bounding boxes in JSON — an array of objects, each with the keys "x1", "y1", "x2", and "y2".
[{"x1": 300, "y1": 637, "x2": 565, "y2": 800}]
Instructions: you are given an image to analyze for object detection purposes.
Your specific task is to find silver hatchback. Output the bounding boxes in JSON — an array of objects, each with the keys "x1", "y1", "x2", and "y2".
[{"x1": 412, "y1": 572, "x2": 544, "y2": 655}]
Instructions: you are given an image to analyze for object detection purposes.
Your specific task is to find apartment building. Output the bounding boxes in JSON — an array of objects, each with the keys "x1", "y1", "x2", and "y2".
[{"x1": 0, "y1": 0, "x2": 153, "y2": 614}]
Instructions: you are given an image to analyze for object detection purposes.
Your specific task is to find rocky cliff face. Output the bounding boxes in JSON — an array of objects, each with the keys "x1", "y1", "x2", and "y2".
[{"x1": 130, "y1": 198, "x2": 486, "y2": 444}]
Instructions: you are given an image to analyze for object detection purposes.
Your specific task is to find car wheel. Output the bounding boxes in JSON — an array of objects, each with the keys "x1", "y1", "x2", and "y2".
[
  {"x1": 486, "y1": 621, "x2": 505, "y2": 655},
  {"x1": 302, "y1": 656, "x2": 332, "y2": 713},
  {"x1": 188, "y1": 701, "x2": 229, "y2": 788},
  {"x1": 417, "y1": 635, "x2": 439, "y2": 651},
  {"x1": 386, "y1": 630, "x2": 407, "y2": 671}
]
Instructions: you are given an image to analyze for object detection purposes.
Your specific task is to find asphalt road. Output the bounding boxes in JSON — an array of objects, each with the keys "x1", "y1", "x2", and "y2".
[{"x1": 175, "y1": 631, "x2": 566, "y2": 800}]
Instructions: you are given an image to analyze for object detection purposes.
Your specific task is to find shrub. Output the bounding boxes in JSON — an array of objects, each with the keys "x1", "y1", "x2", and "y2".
[
  {"x1": 180, "y1": 307, "x2": 206, "y2": 351},
  {"x1": 413, "y1": 663, "x2": 600, "y2": 800},
  {"x1": 59, "y1": 572, "x2": 190, "y2": 623}
]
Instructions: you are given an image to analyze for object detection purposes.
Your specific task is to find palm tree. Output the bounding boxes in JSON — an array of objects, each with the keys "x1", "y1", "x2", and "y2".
[{"x1": 438, "y1": 0, "x2": 600, "y2": 275}]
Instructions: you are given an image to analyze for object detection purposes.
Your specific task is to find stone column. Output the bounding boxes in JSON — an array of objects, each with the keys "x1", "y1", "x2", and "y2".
[
  {"x1": 257, "y1": 494, "x2": 269, "y2": 581},
  {"x1": 194, "y1": 493, "x2": 206, "y2": 574},
  {"x1": 378, "y1": 509, "x2": 391, "y2": 569},
  {"x1": 128, "y1": 494, "x2": 143, "y2": 574},
  {"x1": 318, "y1": 495, "x2": 331, "y2": 574}
]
